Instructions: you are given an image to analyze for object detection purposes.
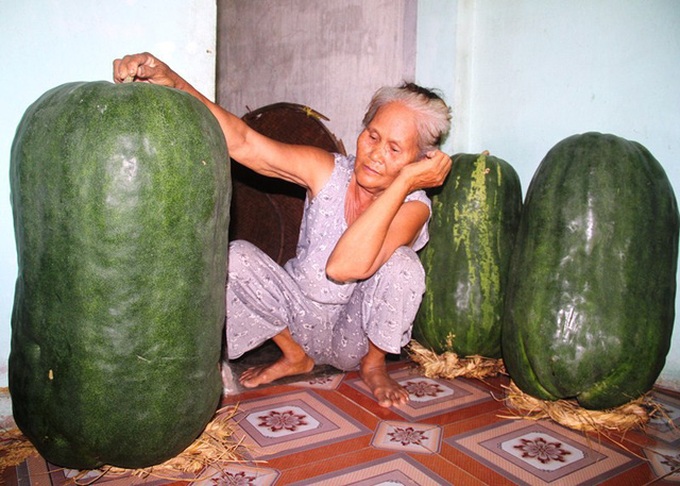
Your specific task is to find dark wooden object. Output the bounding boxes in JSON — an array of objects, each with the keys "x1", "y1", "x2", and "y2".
[{"x1": 229, "y1": 102, "x2": 346, "y2": 265}]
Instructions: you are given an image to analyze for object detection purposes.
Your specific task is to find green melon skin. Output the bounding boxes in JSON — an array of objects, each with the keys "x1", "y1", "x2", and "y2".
[
  {"x1": 9, "y1": 81, "x2": 231, "y2": 468},
  {"x1": 414, "y1": 153, "x2": 523, "y2": 358},
  {"x1": 502, "y1": 132, "x2": 679, "y2": 410}
]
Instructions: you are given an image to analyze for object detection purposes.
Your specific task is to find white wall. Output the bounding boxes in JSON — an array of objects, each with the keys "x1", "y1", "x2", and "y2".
[
  {"x1": 416, "y1": 0, "x2": 458, "y2": 154},
  {"x1": 0, "y1": 0, "x2": 216, "y2": 387},
  {"x1": 416, "y1": 0, "x2": 680, "y2": 389}
]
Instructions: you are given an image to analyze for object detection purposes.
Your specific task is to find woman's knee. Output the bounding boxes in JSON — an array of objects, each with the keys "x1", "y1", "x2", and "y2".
[
  {"x1": 379, "y1": 246, "x2": 425, "y2": 292},
  {"x1": 228, "y1": 239, "x2": 258, "y2": 261},
  {"x1": 228, "y1": 240, "x2": 268, "y2": 275}
]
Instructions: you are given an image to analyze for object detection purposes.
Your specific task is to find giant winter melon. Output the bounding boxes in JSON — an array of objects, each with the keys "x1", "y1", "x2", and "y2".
[
  {"x1": 414, "y1": 152, "x2": 522, "y2": 358},
  {"x1": 502, "y1": 132, "x2": 678, "y2": 410},
  {"x1": 9, "y1": 81, "x2": 231, "y2": 468}
]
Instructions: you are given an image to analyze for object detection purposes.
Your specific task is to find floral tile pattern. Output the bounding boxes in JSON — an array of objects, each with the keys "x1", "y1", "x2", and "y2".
[
  {"x1": 3, "y1": 362, "x2": 679, "y2": 485},
  {"x1": 502, "y1": 431, "x2": 586, "y2": 470},
  {"x1": 647, "y1": 391, "x2": 680, "y2": 445},
  {"x1": 345, "y1": 368, "x2": 494, "y2": 421},
  {"x1": 645, "y1": 445, "x2": 680, "y2": 483},
  {"x1": 372, "y1": 420, "x2": 442, "y2": 454},
  {"x1": 195, "y1": 464, "x2": 280, "y2": 486},
  {"x1": 229, "y1": 389, "x2": 370, "y2": 460},
  {"x1": 288, "y1": 453, "x2": 450, "y2": 486},
  {"x1": 446, "y1": 419, "x2": 642, "y2": 485},
  {"x1": 289, "y1": 372, "x2": 345, "y2": 390}
]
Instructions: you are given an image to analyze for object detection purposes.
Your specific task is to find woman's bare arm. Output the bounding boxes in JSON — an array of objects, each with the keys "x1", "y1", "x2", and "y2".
[{"x1": 326, "y1": 151, "x2": 451, "y2": 282}]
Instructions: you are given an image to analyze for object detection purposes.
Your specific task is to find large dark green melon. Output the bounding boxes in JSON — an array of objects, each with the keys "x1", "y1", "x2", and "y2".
[
  {"x1": 502, "y1": 132, "x2": 678, "y2": 410},
  {"x1": 9, "y1": 81, "x2": 231, "y2": 468},
  {"x1": 414, "y1": 152, "x2": 522, "y2": 358}
]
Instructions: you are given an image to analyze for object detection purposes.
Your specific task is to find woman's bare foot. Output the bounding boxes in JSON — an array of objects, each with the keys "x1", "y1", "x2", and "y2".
[
  {"x1": 239, "y1": 327, "x2": 315, "y2": 388},
  {"x1": 360, "y1": 341, "x2": 410, "y2": 408},
  {"x1": 240, "y1": 354, "x2": 314, "y2": 388}
]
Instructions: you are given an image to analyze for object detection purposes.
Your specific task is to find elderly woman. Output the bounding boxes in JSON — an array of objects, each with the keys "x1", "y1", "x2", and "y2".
[{"x1": 113, "y1": 53, "x2": 452, "y2": 408}]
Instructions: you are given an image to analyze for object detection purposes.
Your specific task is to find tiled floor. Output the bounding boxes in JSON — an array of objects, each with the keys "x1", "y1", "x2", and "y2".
[{"x1": 3, "y1": 346, "x2": 680, "y2": 485}]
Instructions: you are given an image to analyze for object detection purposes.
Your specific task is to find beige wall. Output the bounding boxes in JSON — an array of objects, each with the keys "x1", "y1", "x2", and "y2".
[{"x1": 217, "y1": 0, "x2": 417, "y2": 152}]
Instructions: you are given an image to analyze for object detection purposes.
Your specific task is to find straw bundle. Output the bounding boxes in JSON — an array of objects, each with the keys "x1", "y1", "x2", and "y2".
[
  {"x1": 0, "y1": 405, "x2": 248, "y2": 483},
  {"x1": 0, "y1": 427, "x2": 37, "y2": 469},
  {"x1": 102, "y1": 405, "x2": 247, "y2": 482},
  {"x1": 407, "y1": 339, "x2": 505, "y2": 381},
  {"x1": 502, "y1": 381, "x2": 662, "y2": 434}
]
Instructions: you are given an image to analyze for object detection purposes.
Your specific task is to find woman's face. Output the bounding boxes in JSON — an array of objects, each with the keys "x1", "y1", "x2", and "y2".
[{"x1": 354, "y1": 102, "x2": 421, "y2": 193}]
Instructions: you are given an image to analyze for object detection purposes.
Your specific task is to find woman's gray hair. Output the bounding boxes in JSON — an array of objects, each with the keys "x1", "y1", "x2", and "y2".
[{"x1": 362, "y1": 82, "x2": 452, "y2": 155}]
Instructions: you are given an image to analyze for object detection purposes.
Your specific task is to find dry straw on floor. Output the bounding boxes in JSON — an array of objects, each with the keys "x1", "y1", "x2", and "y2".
[
  {"x1": 0, "y1": 405, "x2": 248, "y2": 484},
  {"x1": 0, "y1": 427, "x2": 37, "y2": 470},
  {"x1": 406, "y1": 340, "x2": 666, "y2": 436},
  {"x1": 501, "y1": 381, "x2": 664, "y2": 435},
  {"x1": 407, "y1": 339, "x2": 505, "y2": 381}
]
